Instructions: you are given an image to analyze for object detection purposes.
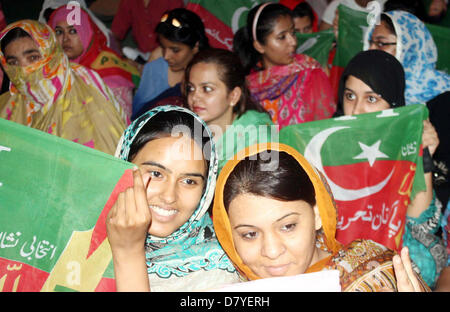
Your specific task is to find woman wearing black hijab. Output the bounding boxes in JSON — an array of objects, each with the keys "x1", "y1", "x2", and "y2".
[{"x1": 334, "y1": 50, "x2": 446, "y2": 289}]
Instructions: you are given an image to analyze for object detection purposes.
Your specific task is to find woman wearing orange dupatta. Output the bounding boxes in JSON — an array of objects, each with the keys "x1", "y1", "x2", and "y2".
[
  {"x1": 48, "y1": 6, "x2": 140, "y2": 123},
  {"x1": 213, "y1": 143, "x2": 430, "y2": 291},
  {"x1": 0, "y1": 20, "x2": 125, "y2": 155}
]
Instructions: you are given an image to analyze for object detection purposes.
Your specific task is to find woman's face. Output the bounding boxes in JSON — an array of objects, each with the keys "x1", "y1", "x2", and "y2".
[
  {"x1": 343, "y1": 75, "x2": 391, "y2": 115},
  {"x1": 187, "y1": 62, "x2": 239, "y2": 130},
  {"x1": 131, "y1": 135, "x2": 207, "y2": 237},
  {"x1": 159, "y1": 35, "x2": 198, "y2": 72},
  {"x1": 369, "y1": 21, "x2": 397, "y2": 56},
  {"x1": 54, "y1": 20, "x2": 84, "y2": 60},
  {"x1": 255, "y1": 14, "x2": 297, "y2": 69},
  {"x1": 4, "y1": 36, "x2": 42, "y2": 67},
  {"x1": 228, "y1": 193, "x2": 322, "y2": 278},
  {"x1": 293, "y1": 16, "x2": 313, "y2": 34}
]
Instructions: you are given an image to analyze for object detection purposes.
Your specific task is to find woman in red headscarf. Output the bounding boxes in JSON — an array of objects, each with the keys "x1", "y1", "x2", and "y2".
[{"x1": 48, "y1": 5, "x2": 140, "y2": 124}]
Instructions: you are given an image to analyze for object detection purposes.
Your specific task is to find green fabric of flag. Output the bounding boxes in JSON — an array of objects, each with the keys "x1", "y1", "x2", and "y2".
[
  {"x1": 296, "y1": 29, "x2": 335, "y2": 67},
  {"x1": 0, "y1": 118, "x2": 133, "y2": 292},
  {"x1": 279, "y1": 105, "x2": 427, "y2": 251}
]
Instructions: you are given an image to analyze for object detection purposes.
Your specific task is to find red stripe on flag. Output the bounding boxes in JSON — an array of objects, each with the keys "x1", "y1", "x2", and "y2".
[
  {"x1": 87, "y1": 169, "x2": 134, "y2": 259},
  {"x1": 186, "y1": 3, "x2": 234, "y2": 50},
  {"x1": 0, "y1": 258, "x2": 49, "y2": 292}
]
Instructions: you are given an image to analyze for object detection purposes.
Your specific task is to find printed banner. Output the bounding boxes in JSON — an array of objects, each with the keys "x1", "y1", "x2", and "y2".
[
  {"x1": 279, "y1": 105, "x2": 428, "y2": 251},
  {"x1": 0, "y1": 118, "x2": 134, "y2": 292}
]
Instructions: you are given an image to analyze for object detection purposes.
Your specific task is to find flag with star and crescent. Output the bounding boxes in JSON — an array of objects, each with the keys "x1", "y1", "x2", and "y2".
[
  {"x1": 0, "y1": 118, "x2": 134, "y2": 292},
  {"x1": 280, "y1": 104, "x2": 428, "y2": 251}
]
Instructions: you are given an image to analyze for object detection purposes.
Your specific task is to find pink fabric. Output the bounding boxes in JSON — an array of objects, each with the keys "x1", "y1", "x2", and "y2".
[
  {"x1": 247, "y1": 54, "x2": 336, "y2": 128},
  {"x1": 49, "y1": 7, "x2": 93, "y2": 63}
]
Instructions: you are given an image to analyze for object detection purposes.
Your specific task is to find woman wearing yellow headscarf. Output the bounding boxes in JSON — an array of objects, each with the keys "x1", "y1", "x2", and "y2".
[
  {"x1": 213, "y1": 143, "x2": 430, "y2": 291},
  {"x1": 0, "y1": 20, "x2": 125, "y2": 155}
]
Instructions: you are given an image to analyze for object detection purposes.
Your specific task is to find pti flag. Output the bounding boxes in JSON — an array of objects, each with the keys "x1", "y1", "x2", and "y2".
[
  {"x1": 186, "y1": 0, "x2": 335, "y2": 66},
  {"x1": 279, "y1": 105, "x2": 428, "y2": 251},
  {"x1": 334, "y1": 5, "x2": 450, "y2": 73},
  {"x1": 0, "y1": 118, "x2": 134, "y2": 292}
]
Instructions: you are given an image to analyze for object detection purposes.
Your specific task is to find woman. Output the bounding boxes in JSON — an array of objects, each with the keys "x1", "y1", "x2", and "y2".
[
  {"x1": 106, "y1": 105, "x2": 239, "y2": 291},
  {"x1": 48, "y1": 5, "x2": 141, "y2": 124},
  {"x1": 0, "y1": 20, "x2": 125, "y2": 156},
  {"x1": 233, "y1": 2, "x2": 335, "y2": 129},
  {"x1": 185, "y1": 48, "x2": 276, "y2": 172},
  {"x1": 335, "y1": 49, "x2": 446, "y2": 289},
  {"x1": 132, "y1": 8, "x2": 209, "y2": 121},
  {"x1": 213, "y1": 142, "x2": 429, "y2": 291},
  {"x1": 364, "y1": 10, "x2": 450, "y2": 210}
]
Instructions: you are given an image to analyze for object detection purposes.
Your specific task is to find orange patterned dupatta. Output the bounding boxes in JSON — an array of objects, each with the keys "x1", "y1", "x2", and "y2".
[
  {"x1": 0, "y1": 20, "x2": 125, "y2": 155},
  {"x1": 212, "y1": 143, "x2": 430, "y2": 291}
]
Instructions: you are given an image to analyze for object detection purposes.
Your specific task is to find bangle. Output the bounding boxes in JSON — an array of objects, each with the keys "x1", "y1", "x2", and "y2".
[{"x1": 423, "y1": 147, "x2": 434, "y2": 173}]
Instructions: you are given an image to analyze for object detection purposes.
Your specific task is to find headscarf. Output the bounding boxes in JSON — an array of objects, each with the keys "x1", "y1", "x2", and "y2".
[
  {"x1": 114, "y1": 105, "x2": 237, "y2": 288},
  {"x1": 0, "y1": 20, "x2": 126, "y2": 155},
  {"x1": 212, "y1": 143, "x2": 341, "y2": 280},
  {"x1": 363, "y1": 10, "x2": 450, "y2": 104},
  {"x1": 336, "y1": 49, "x2": 406, "y2": 114},
  {"x1": 48, "y1": 6, "x2": 140, "y2": 122}
]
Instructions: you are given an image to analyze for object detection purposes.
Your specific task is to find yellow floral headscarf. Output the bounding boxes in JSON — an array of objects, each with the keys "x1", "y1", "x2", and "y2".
[{"x1": 0, "y1": 20, "x2": 125, "y2": 155}]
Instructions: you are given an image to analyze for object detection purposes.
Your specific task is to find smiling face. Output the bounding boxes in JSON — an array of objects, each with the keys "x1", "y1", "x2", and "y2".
[
  {"x1": 343, "y1": 75, "x2": 391, "y2": 115},
  {"x1": 159, "y1": 35, "x2": 198, "y2": 72},
  {"x1": 130, "y1": 135, "x2": 207, "y2": 237},
  {"x1": 54, "y1": 20, "x2": 84, "y2": 60},
  {"x1": 254, "y1": 14, "x2": 297, "y2": 69},
  {"x1": 228, "y1": 193, "x2": 323, "y2": 278},
  {"x1": 186, "y1": 62, "x2": 240, "y2": 133},
  {"x1": 4, "y1": 36, "x2": 42, "y2": 67}
]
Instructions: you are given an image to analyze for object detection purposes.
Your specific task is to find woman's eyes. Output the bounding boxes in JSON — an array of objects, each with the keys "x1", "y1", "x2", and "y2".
[
  {"x1": 344, "y1": 92, "x2": 356, "y2": 100},
  {"x1": 182, "y1": 178, "x2": 198, "y2": 185},
  {"x1": 69, "y1": 28, "x2": 77, "y2": 35},
  {"x1": 281, "y1": 223, "x2": 297, "y2": 232},
  {"x1": 367, "y1": 95, "x2": 378, "y2": 103},
  {"x1": 241, "y1": 231, "x2": 258, "y2": 240},
  {"x1": 149, "y1": 170, "x2": 162, "y2": 178}
]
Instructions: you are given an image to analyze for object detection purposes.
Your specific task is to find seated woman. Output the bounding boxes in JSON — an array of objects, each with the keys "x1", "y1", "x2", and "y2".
[
  {"x1": 213, "y1": 143, "x2": 429, "y2": 291},
  {"x1": 0, "y1": 20, "x2": 125, "y2": 156},
  {"x1": 184, "y1": 48, "x2": 276, "y2": 172},
  {"x1": 364, "y1": 10, "x2": 450, "y2": 208},
  {"x1": 48, "y1": 5, "x2": 141, "y2": 124},
  {"x1": 131, "y1": 8, "x2": 209, "y2": 121},
  {"x1": 106, "y1": 105, "x2": 240, "y2": 291},
  {"x1": 334, "y1": 49, "x2": 446, "y2": 289},
  {"x1": 233, "y1": 2, "x2": 335, "y2": 129}
]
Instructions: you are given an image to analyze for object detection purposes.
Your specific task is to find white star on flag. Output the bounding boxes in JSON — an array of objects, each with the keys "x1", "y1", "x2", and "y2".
[{"x1": 353, "y1": 140, "x2": 388, "y2": 167}]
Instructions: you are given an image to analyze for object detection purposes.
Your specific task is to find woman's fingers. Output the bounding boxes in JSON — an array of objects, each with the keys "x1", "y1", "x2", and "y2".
[
  {"x1": 393, "y1": 247, "x2": 423, "y2": 292},
  {"x1": 133, "y1": 169, "x2": 152, "y2": 223}
]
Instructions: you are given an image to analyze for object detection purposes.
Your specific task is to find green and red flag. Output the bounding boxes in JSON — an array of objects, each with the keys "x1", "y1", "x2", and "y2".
[
  {"x1": 296, "y1": 29, "x2": 335, "y2": 67},
  {"x1": 0, "y1": 118, "x2": 134, "y2": 292},
  {"x1": 279, "y1": 105, "x2": 428, "y2": 251}
]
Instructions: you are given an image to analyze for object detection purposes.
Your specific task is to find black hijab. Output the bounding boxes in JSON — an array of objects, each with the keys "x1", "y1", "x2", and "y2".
[{"x1": 334, "y1": 50, "x2": 406, "y2": 117}]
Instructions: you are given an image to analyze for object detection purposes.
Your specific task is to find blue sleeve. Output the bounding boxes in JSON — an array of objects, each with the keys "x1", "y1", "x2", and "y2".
[{"x1": 132, "y1": 57, "x2": 169, "y2": 116}]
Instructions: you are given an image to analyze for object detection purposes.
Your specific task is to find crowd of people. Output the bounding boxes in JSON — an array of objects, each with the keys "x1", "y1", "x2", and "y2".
[{"x1": 0, "y1": 0, "x2": 449, "y2": 292}]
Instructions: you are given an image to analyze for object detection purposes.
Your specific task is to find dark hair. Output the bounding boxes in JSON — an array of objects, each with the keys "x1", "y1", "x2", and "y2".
[
  {"x1": 380, "y1": 14, "x2": 396, "y2": 36},
  {"x1": 184, "y1": 48, "x2": 268, "y2": 117},
  {"x1": 127, "y1": 111, "x2": 212, "y2": 177},
  {"x1": 384, "y1": 0, "x2": 428, "y2": 21},
  {"x1": 292, "y1": 2, "x2": 315, "y2": 22},
  {"x1": 1, "y1": 27, "x2": 32, "y2": 53},
  {"x1": 233, "y1": 3, "x2": 292, "y2": 75},
  {"x1": 223, "y1": 150, "x2": 316, "y2": 211},
  {"x1": 155, "y1": 8, "x2": 209, "y2": 50}
]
